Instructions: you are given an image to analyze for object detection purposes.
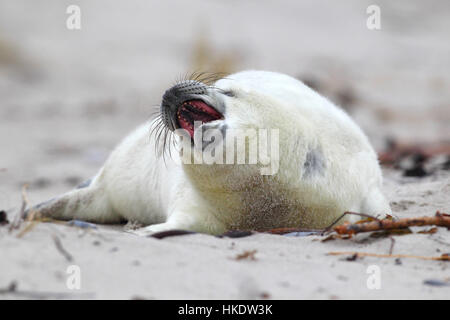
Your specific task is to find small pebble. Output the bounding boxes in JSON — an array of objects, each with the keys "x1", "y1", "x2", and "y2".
[{"x1": 423, "y1": 279, "x2": 450, "y2": 287}]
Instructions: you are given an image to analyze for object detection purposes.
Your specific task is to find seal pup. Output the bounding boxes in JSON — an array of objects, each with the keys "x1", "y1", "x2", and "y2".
[{"x1": 27, "y1": 71, "x2": 391, "y2": 235}]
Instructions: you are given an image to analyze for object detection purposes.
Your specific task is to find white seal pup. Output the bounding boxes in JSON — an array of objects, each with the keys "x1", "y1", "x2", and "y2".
[{"x1": 28, "y1": 71, "x2": 391, "y2": 235}]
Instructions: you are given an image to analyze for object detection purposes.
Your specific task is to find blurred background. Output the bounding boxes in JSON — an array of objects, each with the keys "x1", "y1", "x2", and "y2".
[{"x1": 0, "y1": 0, "x2": 449, "y2": 209}]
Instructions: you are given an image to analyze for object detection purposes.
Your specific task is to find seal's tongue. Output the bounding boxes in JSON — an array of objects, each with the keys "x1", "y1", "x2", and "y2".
[{"x1": 177, "y1": 100, "x2": 223, "y2": 137}]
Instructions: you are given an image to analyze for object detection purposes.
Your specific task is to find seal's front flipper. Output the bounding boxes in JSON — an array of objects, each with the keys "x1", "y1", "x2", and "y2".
[
  {"x1": 127, "y1": 209, "x2": 227, "y2": 236},
  {"x1": 126, "y1": 222, "x2": 187, "y2": 237}
]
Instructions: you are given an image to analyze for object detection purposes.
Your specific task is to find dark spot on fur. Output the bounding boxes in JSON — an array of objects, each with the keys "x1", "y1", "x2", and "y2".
[{"x1": 303, "y1": 148, "x2": 325, "y2": 178}]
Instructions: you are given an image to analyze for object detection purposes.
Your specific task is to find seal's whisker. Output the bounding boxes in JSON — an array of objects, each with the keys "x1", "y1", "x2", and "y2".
[
  {"x1": 167, "y1": 119, "x2": 179, "y2": 161},
  {"x1": 149, "y1": 109, "x2": 162, "y2": 118},
  {"x1": 154, "y1": 122, "x2": 166, "y2": 156},
  {"x1": 163, "y1": 129, "x2": 173, "y2": 164},
  {"x1": 150, "y1": 118, "x2": 163, "y2": 138},
  {"x1": 178, "y1": 71, "x2": 228, "y2": 86},
  {"x1": 161, "y1": 129, "x2": 168, "y2": 164},
  {"x1": 197, "y1": 72, "x2": 227, "y2": 85}
]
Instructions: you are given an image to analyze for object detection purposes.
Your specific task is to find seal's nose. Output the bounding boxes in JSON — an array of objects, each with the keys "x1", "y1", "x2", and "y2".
[{"x1": 160, "y1": 80, "x2": 208, "y2": 131}]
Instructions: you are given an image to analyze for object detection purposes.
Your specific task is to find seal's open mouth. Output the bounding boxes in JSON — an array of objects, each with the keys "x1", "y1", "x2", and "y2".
[{"x1": 177, "y1": 100, "x2": 223, "y2": 138}]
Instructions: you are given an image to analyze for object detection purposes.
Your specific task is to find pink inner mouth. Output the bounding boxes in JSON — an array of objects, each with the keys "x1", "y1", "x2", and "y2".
[{"x1": 177, "y1": 100, "x2": 223, "y2": 138}]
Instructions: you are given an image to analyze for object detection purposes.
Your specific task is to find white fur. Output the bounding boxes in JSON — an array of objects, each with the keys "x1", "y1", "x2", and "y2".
[{"x1": 31, "y1": 71, "x2": 391, "y2": 235}]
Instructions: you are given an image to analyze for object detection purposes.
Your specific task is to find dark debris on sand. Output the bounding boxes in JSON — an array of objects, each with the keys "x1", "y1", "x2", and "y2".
[
  {"x1": 379, "y1": 139, "x2": 450, "y2": 177},
  {"x1": 0, "y1": 210, "x2": 9, "y2": 225}
]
